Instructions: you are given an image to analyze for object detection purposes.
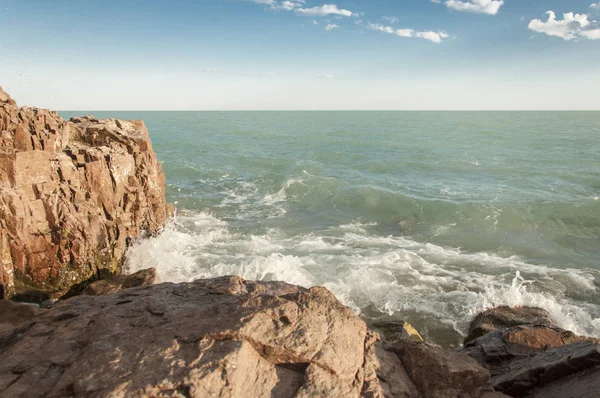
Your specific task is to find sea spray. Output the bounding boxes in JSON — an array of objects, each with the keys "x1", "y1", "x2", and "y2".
[{"x1": 126, "y1": 211, "x2": 600, "y2": 346}]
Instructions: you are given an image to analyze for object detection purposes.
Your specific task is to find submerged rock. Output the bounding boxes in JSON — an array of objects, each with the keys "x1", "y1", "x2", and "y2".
[
  {"x1": 0, "y1": 86, "x2": 172, "y2": 299},
  {"x1": 0, "y1": 276, "x2": 501, "y2": 398}
]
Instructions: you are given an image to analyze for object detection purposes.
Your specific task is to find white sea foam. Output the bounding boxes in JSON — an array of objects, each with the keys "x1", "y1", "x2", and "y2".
[{"x1": 126, "y1": 210, "x2": 600, "y2": 344}]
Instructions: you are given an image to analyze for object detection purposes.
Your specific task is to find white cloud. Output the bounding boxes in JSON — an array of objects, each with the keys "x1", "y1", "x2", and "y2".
[
  {"x1": 249, "y1": 1, "x2": 355, "y2": 17},
  {"x1": 528, "y1": 11, "x2": 600, "y2": 41},
  {"x1": 368, "y1": 23, "x2": 449, "y2": 43},
  {"x1": 415, "y1": 30, "x2": 450, "y2": 43},
  {"x1": 325, "y1": 23, "x2": 339, "y2": 31},
  {"x1": 434, "y1": 0, "x2": 504, "y2": 15},
  {"x1": 312, "y1": 20, "x2": 319, "y2": 25},
  {"x1": 295, "y1": 4, "x2": 354, "y2": 17},
  {"x1": 592, "y1": 3, "x2": 600, "y2": 9}
]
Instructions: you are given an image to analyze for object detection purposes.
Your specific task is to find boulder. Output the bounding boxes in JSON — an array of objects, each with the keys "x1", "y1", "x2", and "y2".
[
  {"x1": 0, "y1": 86, "x2": 172, "y2": 299},
  {"x1": 0, "y1": 276, "x2": 501, "y2": 398},
  {"x1": 464, "y1": 306, "x2": 554, "y2": 344},
  {"x1": 385, "y1": 340, "x2": 502, "y2": 398},
  {"x1": 459, "y1": 309, "x2": 600, "y2": 397}
]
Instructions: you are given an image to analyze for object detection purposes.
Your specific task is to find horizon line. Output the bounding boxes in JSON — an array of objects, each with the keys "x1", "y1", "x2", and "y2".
[{"x1": 57, "y1": 109, "x2": 600, "y2": 112}]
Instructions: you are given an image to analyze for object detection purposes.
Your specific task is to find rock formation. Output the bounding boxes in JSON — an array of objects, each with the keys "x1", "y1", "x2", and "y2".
[
  {"x1": 0, "y1": 276, "x2": 503, "y2": 398},
  {"x1": 458, "y1": 306, "x2": 600, "y2": 397},
  {"x1": 0, "y1": 86, "x2": 171, "y2": 299}
]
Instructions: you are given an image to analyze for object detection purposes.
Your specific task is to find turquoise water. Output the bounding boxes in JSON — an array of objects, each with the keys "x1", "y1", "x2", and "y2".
[{"x1": 62, "y1": 111, "x2": 600, "y2": 346}]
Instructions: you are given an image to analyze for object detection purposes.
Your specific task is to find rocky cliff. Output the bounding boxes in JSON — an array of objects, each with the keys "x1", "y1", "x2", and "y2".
[{"x1": 0, "y1": 87, "x2": 171, "y2": 299}]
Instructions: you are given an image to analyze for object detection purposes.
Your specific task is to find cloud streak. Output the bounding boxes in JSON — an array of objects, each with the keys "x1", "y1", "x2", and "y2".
[
  {"x1": 249, "y1": 0, "x2": 355, "y2": 17},
  {"x1": 432, "y1": 0, "x2": 504, "y2": 15},
  {"x1": 368, "y1": 23, "x2": 450, "y2": 43}
]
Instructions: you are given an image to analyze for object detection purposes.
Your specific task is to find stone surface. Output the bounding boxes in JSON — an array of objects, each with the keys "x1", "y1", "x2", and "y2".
[
  {"x1": 0, "y1": 276, "x2": 502, "y2": 398},
  {"x1": 60, "y1": 267, "x2": 158, "y2": 299},
  {"x1": 527, "y1": 365, "x2": 600, "y2": 398},
  {"x1": 459, "y1": 321, "x2": 600, "y2": 396},
  {"x1": 0, "y1": 86, "x2": 171, "y2": 298},
  {"x1": 494, "y1": 341, "x2": 600, "y2": 396},
  {"x1": 387, "y1": 340, "x2": 500, "y2": 398},
  {"x1": 464, "y1": 306, "x2": 554, "y2": 344},
  {"x1": 372, "y1": 320, "x2": 424, "y2": 343}
]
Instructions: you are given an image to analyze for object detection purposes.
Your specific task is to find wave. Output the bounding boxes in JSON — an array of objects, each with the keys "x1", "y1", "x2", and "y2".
[{"x1": 126, "y1": 210, "x2": 600, "y2": 347}]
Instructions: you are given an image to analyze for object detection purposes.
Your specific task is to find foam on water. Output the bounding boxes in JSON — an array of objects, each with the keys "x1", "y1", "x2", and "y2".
[{"x1": 126, "y1": 210, "x2": 600, "y2": 346}]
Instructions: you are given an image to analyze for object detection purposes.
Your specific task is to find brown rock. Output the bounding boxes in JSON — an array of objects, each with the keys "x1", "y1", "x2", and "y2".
[
  {"x1": 0, "y1": 276, "x2": 512, "y2": 398},
  {"x1": 459, "y1": 323, "x2": 600, "y2": 396},
  {"x1": 0, "y1": 300, "x2": 41, "y2": 327},
  {"x1": 387, "y1": 340, "x2": 500, "y2": 398},
  {"x1": 493, "y1": 341, "x2": 600, "y2": 396},
  {"x1": 0, "y1": 276, "x2": 379, "y2": 397},
  {"x1": 527, "y1": 365, "x2": 600, "y2": 398},
  {"x1": 0, "y1": 85, "x2": 171, "y2": 299},
  {"x1": 83, "y1": 268, "x2": 158, "y2": 296},
  {"x1": 464, "y1": 306, "x2": 554, "y2": 344}
]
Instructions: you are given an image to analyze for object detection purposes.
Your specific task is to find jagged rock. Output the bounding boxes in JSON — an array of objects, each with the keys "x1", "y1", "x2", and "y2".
[
  {"x1": 0, "y1": 86, "x2": 172, "y2": 299},
  {"x1": 494, "y1": 341, "x2": 600, "y2": 396},
  {"x1": 458, "y1": 322, "x2": 600, "y2": 396},
  {"x1": 0, "y1": 276, "x2": 501, "y2": 398},
  {"x1": 464, "y1": 306, "x2": 554, "y2": 344}
]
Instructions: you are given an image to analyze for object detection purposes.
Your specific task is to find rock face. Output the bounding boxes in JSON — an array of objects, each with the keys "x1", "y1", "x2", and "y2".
[
  {"x1": 0, "y1": 86, "x2": 171, "y2": 299},
  {"x1": 0, "y1": 276, "x2": 501, "y2": 398},
  {"x1": 459, "y1": 307, "x2": 600, "y2": 397},
  {"x1": 463, "y1": 306, "x2": 554, "y2": 344}
]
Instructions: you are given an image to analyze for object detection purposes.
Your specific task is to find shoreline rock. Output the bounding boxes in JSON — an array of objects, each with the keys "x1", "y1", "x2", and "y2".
[
  {"x1": 0, "y1": 276, "x2": 503, "y2": 398},
  {"x1": 458, "y1": 306, "x2": 600, "y2": 397},
  {"x1": 0, "y1": 86, "x2": 172, "y2": 299}
]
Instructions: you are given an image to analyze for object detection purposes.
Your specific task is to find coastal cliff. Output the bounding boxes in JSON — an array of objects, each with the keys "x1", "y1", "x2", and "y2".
[
  {"x1": 0, "y1": 88, "x2": 598, "y2": 397},
  {"x1": 0, "y1": 86, "x2": 171, "y2": 299}
]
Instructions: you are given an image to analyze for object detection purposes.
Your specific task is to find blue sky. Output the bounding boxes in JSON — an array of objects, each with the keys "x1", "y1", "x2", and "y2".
[{"x1": 0, "y1": 0, "x2": 599, "y2": 110}]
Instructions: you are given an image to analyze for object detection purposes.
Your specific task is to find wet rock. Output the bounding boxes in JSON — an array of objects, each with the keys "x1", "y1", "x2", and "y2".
[
  {"x1": 459, "y1": 321, "x2": 600, "y2": 396},
  {"x1": 527, "y1": 365, "x2": 600, "y2": 398},
  {"x1": 0, "y1": 86, "x2": 172, "y2": 298},
  {"x1": 494, "y1": 341, "x2": 600, "y2": 396},
  {"x1": 464, "y1": 306, "x2": 554, "y2": 344}
]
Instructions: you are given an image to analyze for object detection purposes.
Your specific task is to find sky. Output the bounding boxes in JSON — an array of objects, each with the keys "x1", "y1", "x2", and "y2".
[{"x1": 0, "y1": 0, "x2": 599, "y2": 110}]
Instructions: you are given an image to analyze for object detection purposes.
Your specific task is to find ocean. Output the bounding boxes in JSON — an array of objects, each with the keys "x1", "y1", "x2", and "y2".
[{"x1": 60, "y1": 111, "x2": 600, "y2": 347}]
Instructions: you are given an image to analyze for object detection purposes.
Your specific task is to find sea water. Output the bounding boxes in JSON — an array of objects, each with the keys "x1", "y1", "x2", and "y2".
[{"x1": 60, "y1": 111, "x2": 600, "y2": 346}]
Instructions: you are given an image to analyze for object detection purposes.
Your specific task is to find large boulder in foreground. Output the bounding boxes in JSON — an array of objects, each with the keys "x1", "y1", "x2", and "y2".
[
  {"x1": 0, "y1": 276, "x2": 501, "y2": 398},
  {"x1": 0, "y1": 86, "x2": 171, "y2": 299}
]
